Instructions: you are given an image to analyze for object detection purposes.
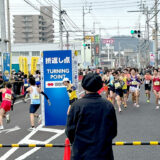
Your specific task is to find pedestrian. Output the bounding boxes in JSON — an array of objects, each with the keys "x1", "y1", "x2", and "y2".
[{"x1": 66, "y1": 73, "x2": 117, "y2": 160}]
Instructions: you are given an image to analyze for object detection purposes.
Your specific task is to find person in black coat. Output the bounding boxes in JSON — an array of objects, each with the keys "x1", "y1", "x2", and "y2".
[{"x1": 65, "y1": 73, "x2": 117, "y2": 160}]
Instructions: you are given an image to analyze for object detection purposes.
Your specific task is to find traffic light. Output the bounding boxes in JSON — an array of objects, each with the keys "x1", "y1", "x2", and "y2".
[
  {"x1": 130, "y1": 30, "x2": 141, "y2": 38},
  {"x1": 83, "y1": 44, "x2": 90, "y2": 49},
  {"x1": 152, "y1": 29, "x2": 155, "y2": 40}
]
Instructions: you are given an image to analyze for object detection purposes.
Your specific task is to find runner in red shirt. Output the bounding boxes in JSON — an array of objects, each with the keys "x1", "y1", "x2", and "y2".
[
  {"x1": 152, "y1": 69, "x2": 160, "y2": 109},
  {"x1": 0, "y1": 83, "x2": 13, "y2": 130}
]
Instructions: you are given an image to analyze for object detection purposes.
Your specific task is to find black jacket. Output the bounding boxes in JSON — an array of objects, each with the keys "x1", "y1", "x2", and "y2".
[{"x1": 65, "y1": 93, "x2": 117, "y2": 160}]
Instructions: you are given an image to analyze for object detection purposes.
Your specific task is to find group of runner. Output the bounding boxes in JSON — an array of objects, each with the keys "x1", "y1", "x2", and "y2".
[
  {"x1": 102, "y1": 67, "x2": 160, "y2": 112},
  {"x1": 0, "y1": 72, "x2": 51, "y2": 131}
]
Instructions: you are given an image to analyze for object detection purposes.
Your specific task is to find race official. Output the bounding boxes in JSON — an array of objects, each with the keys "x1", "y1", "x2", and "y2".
[{"x1": 66, "y1": 73, "x2": 117, "y2": 160}]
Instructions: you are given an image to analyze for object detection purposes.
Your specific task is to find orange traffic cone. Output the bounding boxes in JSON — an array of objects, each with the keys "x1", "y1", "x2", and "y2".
[
  {"x1": 63, "y1": 138, "x2": 71, "y2": 160},
  {"x1": 21, "y1": 86, "x2": 24, "y2": 95}
]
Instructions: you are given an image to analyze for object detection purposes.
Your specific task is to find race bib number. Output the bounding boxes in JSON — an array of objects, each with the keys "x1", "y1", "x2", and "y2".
[
  {"x1": 5, "y1": 93, "x2": 11, "y2": 100},
  {"x1": 24, "y1": 84, "x2": 29, "y2": 87},
  {"x1": 145, "y1": 80, "x2": 150, "y2": 84},
  {"x1": 33, "y1": 94, "x2": 40, "y2": 99},
  {"x1": 132, "y1": 81, "x2": 137, "y2": 85},
  {"x1": 115, "y1": 82, "x2": 120, "y2": 89},
  {"x1": 154, "y1": 81, "x2": 160, "y2": 86}
]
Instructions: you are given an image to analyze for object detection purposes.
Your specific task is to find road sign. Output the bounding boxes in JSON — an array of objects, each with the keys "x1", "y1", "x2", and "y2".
[
  {"x1": 43, "y1": 50, "x2": 72, "y2": 126},
  {"x1": 3, "y1": 53, "x2": 10, "y2": 81},
  {"x1": 85, "y1": 36, "x2": 94, "y2": 42},
  {"x1": 102, "y1": 39, "x2": 114, "y2": 44}
]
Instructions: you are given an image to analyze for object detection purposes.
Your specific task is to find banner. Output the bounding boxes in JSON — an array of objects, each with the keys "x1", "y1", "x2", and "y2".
[
  {"x1": 43, "y1": 50, "x2": 72, "y2": 126},
  {"x1": 19, "y1": 56, "x2": 23, "y2": 71},
  {"x1": 31, "y1": 57, "x2": 39, "y2": 75},
  {"x1": 19, "y1": 57, "x2": 28, "y2": 75},
  {"x1": 24, "y1": 57, "x2": 28, "y2": 75},
  {"x1": 3, "y1": 53, "x2": 10, "y2": 81}
]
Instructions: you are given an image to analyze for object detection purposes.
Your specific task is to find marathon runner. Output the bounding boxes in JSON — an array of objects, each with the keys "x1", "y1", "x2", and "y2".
[
  {"x1": 102, "y1": 70, "x2": 110, "y2": 99},
  {"x1": 0, "y1": 83, "x2": 14, "y2": 130},
  {"x1": 108, "y1": 70, "x2": 115, "y2": 105},
  {"x1": 113, "y1": 71, "x2": 125, "y2": 112},
  {"x1": 62, "y1": 78, "x2": 78, "y2": 115},
  {"x1": 121, "y1": 71, "x2": 128, "y2": 108},
  {"x1": 152, "y1": 69, "x2": 160, "y2": 109},
  {"x1": 24, "y1": 77, "x2": 51, "y2": 131},
  {"x1": 144, "y1": 70, "x2": 152, "y2": 103},
  {"x1": 129, "y1": 68, "x2": 141, "y2": 107}
]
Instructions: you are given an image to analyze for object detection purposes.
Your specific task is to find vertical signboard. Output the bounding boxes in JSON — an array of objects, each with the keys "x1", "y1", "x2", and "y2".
[
  {"x1": 72, "y1": 52, "x2": 79, "y2": 97},
  {"x1": 43, "y1": 50, "x2": 72, "y2": 126},
  {"x1": 31, "y1": 57, "x2": 39, "y2": 75},
  {"x1": 3, "y1": 53, "x2": 10, "y2": 81}
]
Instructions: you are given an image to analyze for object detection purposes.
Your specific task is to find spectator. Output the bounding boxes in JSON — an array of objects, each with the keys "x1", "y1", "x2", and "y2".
[{"x1": 66, "y1": 73, "x2": 117, "y2": 160}]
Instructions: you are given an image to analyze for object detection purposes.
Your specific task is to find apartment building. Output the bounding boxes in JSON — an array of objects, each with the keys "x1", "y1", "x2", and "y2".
[{"x1": 13, "y1": 6, "x2": 54, "y2": 43}]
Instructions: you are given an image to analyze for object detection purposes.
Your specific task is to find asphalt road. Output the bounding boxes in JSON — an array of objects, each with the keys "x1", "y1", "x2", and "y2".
[{"x1": 0, "y1": 88, "x2": 160, "y2": 160}]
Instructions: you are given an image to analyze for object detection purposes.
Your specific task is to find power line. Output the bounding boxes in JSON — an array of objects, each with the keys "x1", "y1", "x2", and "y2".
[{"x1": 23, "y1": 0, "x2": 60, "y2": 22}]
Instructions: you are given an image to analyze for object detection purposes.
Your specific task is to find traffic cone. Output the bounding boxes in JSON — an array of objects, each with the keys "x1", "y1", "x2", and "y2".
[
  {"x1": 63, "y1": 138, "x2": 71, "y2": 160},
  {"x1": 21, "y1": 86, "x2": 24, "y2": 95}
]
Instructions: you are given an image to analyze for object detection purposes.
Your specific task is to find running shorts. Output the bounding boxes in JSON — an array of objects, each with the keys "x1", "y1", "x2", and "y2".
[
  {"x1": 0, "y1": 101, "x2": 11, "y2": 112},
  {"x1": 144, "y1": 84, "x2": 151, "y2": 91},
  {"x1": 30, "y1": 104, "x2": 40, "y2": 113},
  {"x1": 115, "y1": 89, "x2": 123, "y2": 98}
]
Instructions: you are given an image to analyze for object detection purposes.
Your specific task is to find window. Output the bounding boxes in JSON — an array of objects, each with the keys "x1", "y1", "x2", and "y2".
[
  {"x1": 20, "y1": 52, "x2": 29, "y2": 56},
  {"x1": 32, "y1": 51, "x2": 40, "y2": 56},
  {"x1": 12, "y1": 52, "x2": 20, "y2": 56}
]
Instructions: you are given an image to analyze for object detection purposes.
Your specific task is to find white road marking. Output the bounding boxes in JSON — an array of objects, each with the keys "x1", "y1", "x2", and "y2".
[
  {"x1": 15, "y1": 130, "x2": 65, "y2": 160},
  {"x1": 0, "y1": 124, "x2": 65, "y2": 160},
  {"x1": 0, "y1": 126, "x2": 20, "y2": 134},
  {"x1": 14, "y1": 98, "x2": 30, "y2": 105}
]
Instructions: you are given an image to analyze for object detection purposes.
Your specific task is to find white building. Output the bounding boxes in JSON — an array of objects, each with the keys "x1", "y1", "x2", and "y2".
[{"x1": 10, "y1": 42, "x2": 82, "y2": 72}]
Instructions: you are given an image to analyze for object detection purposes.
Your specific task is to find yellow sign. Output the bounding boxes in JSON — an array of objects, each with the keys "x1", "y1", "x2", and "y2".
[
  {"x1": 31, "y1": 57, "x2": 39, "y2": 75},
  {"x1": 19, "y1": 57, "x2": 28, "y2": 75},
  {"x1": 85, "y1": 36, "x2": 94, "y2": 42}
]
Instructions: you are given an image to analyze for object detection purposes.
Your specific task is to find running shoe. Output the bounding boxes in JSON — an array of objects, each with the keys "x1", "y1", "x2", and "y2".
[
  {"x1": 6, "y1": 114, "x2": 10, "y2": 123},
  {"x1": 134, "y1": 103, "x2": 137, "y2": 106},
  {"x1": 38, "y1": 115, "x2": 42, "y2": 124},
  {"x1": 118, "y1": 107, "x2": 122, "y2": 112},
  {"x1": 0, "y1": 125, "x2": 4, "y2": 130},
  {"x1": 28, "y1": 127, "x2": 36, "y2": 131},
  {"x1": 156, "y1": 106, "x2": 159, "y2": 110},
  {"x1": 147, "y1": 100, "x2": 150, "y2": 103},
  {"x1": 136, "y1": 104, "x2": 140, "y2": 108}
]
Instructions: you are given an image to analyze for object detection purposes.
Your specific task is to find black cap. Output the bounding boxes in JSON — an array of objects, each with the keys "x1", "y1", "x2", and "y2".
[{"x1": 82, "y1": 73, "x2": 103, "y2": 92}]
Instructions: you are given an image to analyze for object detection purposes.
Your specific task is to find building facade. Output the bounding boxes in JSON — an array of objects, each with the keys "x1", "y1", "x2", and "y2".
[{"x1": 13, "y1": 6, "x2": 54, "y2": 43}]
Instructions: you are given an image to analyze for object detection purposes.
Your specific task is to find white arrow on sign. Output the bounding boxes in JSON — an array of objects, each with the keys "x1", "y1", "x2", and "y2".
[{"x1": 0, "y1": 126, "x2": 20, "y2": 134}]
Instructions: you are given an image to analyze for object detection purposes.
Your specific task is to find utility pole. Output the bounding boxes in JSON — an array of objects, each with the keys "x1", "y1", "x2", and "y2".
[
  {"x1": 82, "y1": 4, "x2": 92, "y2": 68},
  {"x1": 66, "y1": 31, "x2": 69, "y2": 50},
  {"x1": 82, "y1": 6, "x2": 86, "y2": 68},
  {"x1": 7, "y1": 0, "x2": 12, "y2": 74},
  {"x1": 0, "y1": 0, "x2": 7, "y2": 71},
  {"x1": 146, "y1": 6, "x2": 150, "y2": 66},
  {"x1": 59, "y1": 0, "x2": 63, "y2": 50},
  {"x1": 155, "y1": 0, "x2": 159, "y2": 67},
  {"x1": 118, "y1": 42, "x2": 121, "y2": 67}
]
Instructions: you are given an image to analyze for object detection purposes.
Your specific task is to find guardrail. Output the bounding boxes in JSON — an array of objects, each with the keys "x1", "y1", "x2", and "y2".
[{"x1": 1, "y1": 141, "x2": 160, "y2": 147}]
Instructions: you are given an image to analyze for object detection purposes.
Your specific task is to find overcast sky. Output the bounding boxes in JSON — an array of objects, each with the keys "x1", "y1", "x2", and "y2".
[{"x1": 9, "y1": 0, "x2": 158, "y2": 41}]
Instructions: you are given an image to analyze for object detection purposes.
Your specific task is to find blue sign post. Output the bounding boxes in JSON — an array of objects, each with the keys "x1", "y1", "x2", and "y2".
[
  {"x1": 42, "y1": 50, "x2": 72, "y2": 126},
  {"x1": 3, "y1": 53, "x2": 10, "y2": 81}
]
